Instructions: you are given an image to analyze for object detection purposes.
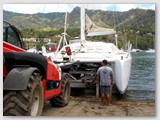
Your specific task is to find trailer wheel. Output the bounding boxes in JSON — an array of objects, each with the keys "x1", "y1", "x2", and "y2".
[
  {"x1": 50, "y1": 73, "x2": 70, "y2": 107},
  {"x1": 3, "y1": 72, "x2": 44, "y2": 116}
]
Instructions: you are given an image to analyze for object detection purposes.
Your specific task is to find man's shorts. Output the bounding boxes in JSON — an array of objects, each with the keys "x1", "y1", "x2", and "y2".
[{"x1": 100, "y1": 86, "x2": 111, "y2": 95}]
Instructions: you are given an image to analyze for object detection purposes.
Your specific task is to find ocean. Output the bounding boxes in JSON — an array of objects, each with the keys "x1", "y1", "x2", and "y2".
[{"x1": 123, "y1": 52, "x2": 155, "y2": 101}]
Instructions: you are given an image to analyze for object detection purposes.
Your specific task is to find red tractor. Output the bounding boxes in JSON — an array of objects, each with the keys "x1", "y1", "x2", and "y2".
[{"x1": 3, "y1": 21, "x2": 71, "y2": 116}]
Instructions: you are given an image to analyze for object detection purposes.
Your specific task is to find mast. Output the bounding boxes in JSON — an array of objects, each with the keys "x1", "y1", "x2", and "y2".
[
  {"x1": 115, "y1": 33, "x2": 118, "y2": 47},
  {"x1": 113, "y1": 5, "x2": 118, "y2": 48},
  {"x1": 63, "y1": 12, "x2": 68, "y2": 45},
  {"x1": 81, "y1": 5, "x2": 86, "y2": 41},
  {"x1": 54, "y1": 12, "x2": 68, "y2": 59},
  {"x1": 136, "y1": 31, "x2": 139, "y2": 49}
]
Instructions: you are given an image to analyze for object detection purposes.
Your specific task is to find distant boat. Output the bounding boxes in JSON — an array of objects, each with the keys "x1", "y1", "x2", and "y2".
[
  {"x1": 27, "y1": 46, "x2": 38, "y2": 53},
  {"x1": 145, "y1": 48, "x2": 155, "y2": 53},
  {"x1": 132, "y1": 31, "x2": 142, "y2": 52},
  {"x1": 27, "y1": 45, "x2": 44, "y2": 54},
  {"x1": 131, "y1": 48, "x2": 142, "y2": 52}
]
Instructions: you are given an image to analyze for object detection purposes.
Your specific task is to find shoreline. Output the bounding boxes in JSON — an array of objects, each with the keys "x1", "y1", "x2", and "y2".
[{"x1": 42, "y1": 96, "x2": 155, "y2": 116}]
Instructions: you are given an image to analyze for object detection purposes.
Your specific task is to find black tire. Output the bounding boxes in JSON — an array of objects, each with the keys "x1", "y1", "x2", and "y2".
[
  {"x1": 50, "y1": 73, "x2": 70, "y2": 107},
  {"x1": 3, "y1": 72, "x2": 44, "y2": 116}
]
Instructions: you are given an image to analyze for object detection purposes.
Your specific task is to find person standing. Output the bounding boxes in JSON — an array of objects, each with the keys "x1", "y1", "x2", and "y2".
[{"x1": 96, "y1": 59, "x2": 114, "y2": 106}]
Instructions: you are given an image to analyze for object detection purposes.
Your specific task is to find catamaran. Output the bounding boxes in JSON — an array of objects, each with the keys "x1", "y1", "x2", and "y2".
[{"x1": 45, "y1": 6, "x2": 132, "y2": 94}]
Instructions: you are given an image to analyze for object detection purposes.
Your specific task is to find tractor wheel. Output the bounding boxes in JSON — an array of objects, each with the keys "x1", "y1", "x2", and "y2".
[
  {"x1": 3, "y1": 72, "x2": 44, "y2": 116},
  {"x1": 50, "y1": 73, "x2": 70, "y2": 107}
]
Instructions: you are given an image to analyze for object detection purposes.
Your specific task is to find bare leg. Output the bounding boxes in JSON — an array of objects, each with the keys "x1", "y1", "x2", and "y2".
[
  {"x1": 107, "y1": 95, "x2": 111, "y2": 105},
  {"x1": 101, "y1": 93, "x2": 105, "y2": 106},
  {"x1": 110, "y1": 85, "x2": 113, "y2": 104}
]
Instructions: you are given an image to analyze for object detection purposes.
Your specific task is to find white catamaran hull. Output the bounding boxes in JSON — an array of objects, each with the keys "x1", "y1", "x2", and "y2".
[{"x1": 114, "y1": 54, "x2": 132, "y2": 94}]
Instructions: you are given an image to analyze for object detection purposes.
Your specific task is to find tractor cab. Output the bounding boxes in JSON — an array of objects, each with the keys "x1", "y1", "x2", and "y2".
[{"x1": 3, "y1": 21, "x2": 24, "y2": 49}]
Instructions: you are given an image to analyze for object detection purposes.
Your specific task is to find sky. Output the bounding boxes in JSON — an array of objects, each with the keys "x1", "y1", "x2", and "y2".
[{"x1": 3, "y1": 4, "x2": 155, "y2": 14}]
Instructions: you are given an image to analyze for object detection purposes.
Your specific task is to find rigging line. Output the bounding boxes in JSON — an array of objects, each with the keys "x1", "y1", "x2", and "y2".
[
  {"x1": 36, "y1": 4, "x2": 46, "y2": 42},
  {"x1": 53, "y1": 5, "x2": 58, "y2": 37},
  {"x1": 42, "y1": 4, "x2": 46, "y2": 14},
  {"x1": 114, "y1": 5, "x2": 122, "y2": 32},
  {"x1": 115, "y1": 4, "x2": 125, "y2": 32},
  {"x1": 115, "y1": 4, "x2": 127, "y2": 41},
  {"x1": 113, "y1": 4, "x2": 116, "y2": 31}
]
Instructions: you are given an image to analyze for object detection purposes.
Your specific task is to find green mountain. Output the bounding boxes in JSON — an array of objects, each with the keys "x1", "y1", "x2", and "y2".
[
  {"x1": 3, "y1": 10, "x2": 65, "y2": 29},
  {"x1": 3, "y1": 7, "x2": 155, "y2": 50},
  {"x1": 3, "y1": 7, "x2": 155, "y2": 34}
]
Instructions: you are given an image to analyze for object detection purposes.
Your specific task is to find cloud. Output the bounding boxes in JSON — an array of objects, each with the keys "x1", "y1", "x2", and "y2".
[
  {"x1": 140, "y1": 4, "x2": 155, "y2": 10},
  {"x1": 3, "y1": 4, "x2": 74, "y2": 14},
  {"x1": 83, "y1": 4, "x2": 111, "y2": 10},
  {"x1": 3, "y1": 4, "x2": 155, "y2": 14},
  {"x1": 42, "y1": 4, "x2": 74, "y2": 13},
  {"x1": 115, "y1": 4, "x2": 137, "y2": 11},
  {"x1": 114, "y1": 4, "x2": 155, "y2": 11}
]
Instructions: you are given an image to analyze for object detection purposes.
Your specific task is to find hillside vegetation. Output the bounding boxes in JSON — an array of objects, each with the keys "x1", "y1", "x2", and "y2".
[{"x1": 3, "y1": 6, "x2": 155, "y2": 50}]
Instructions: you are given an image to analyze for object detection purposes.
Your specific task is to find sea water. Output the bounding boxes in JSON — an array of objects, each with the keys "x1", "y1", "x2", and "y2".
[{"x1": 124, "y1": 52, "x2": 155, "y2": 101}]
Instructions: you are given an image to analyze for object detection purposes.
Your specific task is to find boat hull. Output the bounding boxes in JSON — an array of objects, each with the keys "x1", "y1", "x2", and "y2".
[{"x1": 114, "y1": 54, "x2": 132, "y2": 94}]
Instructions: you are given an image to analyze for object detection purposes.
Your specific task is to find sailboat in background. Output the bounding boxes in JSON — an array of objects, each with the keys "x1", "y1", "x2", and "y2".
[
  {"x1": 145, "y1": 48, "x2": 155, "y2": 53},
  {"x1": 131, "y1": 48, "x2": 142, "y2": 52},
  {"x1": 131, "y1": 31, "x2": 142, "y2": 52},
  {"x1": 46, "y1": 6, "x2": 132, "y2": 94}
]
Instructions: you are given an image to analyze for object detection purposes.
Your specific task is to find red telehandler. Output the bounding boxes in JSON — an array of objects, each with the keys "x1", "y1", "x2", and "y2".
[{"x1": 3, "y1": 21, "x2": 71, "y2": 116}]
